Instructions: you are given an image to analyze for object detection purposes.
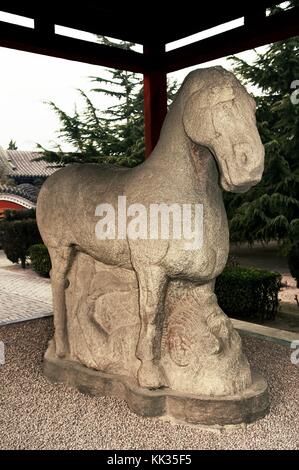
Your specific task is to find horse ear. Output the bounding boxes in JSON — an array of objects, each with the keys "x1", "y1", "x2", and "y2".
[{"x1": 183, "y1": 85, "x2": 235, "y2": 143}]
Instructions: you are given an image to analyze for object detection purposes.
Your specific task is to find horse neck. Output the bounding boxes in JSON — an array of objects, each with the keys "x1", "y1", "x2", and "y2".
[
  {"x1": 143, "y1": 101, "x2": 193, "y2": 173},
  {"x1": 143, "y1": 110, "x2": 218, "y2": 190}
]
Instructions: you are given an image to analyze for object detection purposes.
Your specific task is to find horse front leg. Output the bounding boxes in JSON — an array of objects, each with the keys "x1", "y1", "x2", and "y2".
[
  {"x1": 48, "y1": 246, "x2": 74, "y2": 358},
  {"x1": 134, "y1": 265, "x2": 168, "y2": 389}
]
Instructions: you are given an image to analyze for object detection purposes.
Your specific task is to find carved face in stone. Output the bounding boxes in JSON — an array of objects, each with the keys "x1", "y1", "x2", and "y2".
[{"x1": 183, "y1": 72, "x2": 265, "y2": 193}]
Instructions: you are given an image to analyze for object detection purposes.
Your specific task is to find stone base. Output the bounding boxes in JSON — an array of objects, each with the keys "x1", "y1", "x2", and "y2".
[{"x1": 44, "y1": 347, "x2": 269, "y2": 427}]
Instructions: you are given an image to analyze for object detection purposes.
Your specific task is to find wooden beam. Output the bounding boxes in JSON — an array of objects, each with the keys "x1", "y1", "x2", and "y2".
[
  {"x1": 143, "y1": 45, "x2": 168, "y2": 157},
  {"x1": 0, "y1": 20, "x2": 147, "y2": 73},
  {"x1": 0, "y1": 0, "x2": 280, "y2": 45},
  {"x1": 164, "y1": 6, "x2": 299, "y2": 72},
  {"x1": 34, "y1": 18, "x2": 55, "y2": 36},
  {"x1": 244, "y1": 6, "x2": 266, "y2": 28}
]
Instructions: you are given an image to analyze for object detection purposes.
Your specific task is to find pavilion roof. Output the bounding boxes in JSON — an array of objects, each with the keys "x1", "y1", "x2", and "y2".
[
  {"x1": 0, "y1": 1, "x2": 285, "y2": 45},
  {"x1": 0, "y1": 1, "x2": 298, "y2": 73}
]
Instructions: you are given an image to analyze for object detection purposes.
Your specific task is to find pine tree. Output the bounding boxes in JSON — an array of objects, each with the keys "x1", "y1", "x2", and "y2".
[
  {"x1": 88, "y1": 39, "x2": 146, "y2": 166},
  {"x1": 225, "y1": 0, "x2": 299, "y2": 252},
  {"x1": 37, "y1": 37, "x2": 178, "y2": 168},
  {"x1": 7, "y1": 139, "x2": 17, "y2": 150}
]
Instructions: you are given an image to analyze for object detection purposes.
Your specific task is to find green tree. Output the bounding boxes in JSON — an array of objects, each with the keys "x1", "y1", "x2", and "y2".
[
  {"x1": 225, "y1": 0, "x2": 299, "y2": 254},
  {"x1": 7, "y1": 139, "x2": 17, "y2": 150},
  {"x1": 37, "y1": 38, "x2": 178, "y2": 168}
]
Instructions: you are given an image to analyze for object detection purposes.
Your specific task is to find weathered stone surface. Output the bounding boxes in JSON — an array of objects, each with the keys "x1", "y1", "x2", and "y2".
[
  {"x1": 44, "y1": 341, "x2": 269, "y2": 426},
  {"x1": 37, "y1": 66, "x2": 267, "y2": 423},
  {"x1": 65, "y1": 257, "x2": 252, "y2": 396},
  {"x1": 66, "y1": 253, "x2": 140, "y2": 378}
]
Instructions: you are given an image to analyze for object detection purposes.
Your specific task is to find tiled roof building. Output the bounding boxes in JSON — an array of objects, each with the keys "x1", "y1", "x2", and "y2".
[
  {"x1": 1, "y1": 148, "x2": 56, "y2": 181},
  {"x1": 0, "y1": 147, "x2": 57, "y2": 217}
]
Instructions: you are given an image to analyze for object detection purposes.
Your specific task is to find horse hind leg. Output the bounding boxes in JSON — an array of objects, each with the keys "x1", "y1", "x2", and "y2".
[
  {"x1": 134, "y1": 265, "x2": 168, "y2": 389},
  {"x1": 48, "y1": 245, "x2": 74, "y2": 358}
]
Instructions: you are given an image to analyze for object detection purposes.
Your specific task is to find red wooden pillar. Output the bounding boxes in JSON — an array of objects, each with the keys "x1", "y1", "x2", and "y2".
[{"x1": 143, "y1": 44, "x2": 167, "y2": 158}]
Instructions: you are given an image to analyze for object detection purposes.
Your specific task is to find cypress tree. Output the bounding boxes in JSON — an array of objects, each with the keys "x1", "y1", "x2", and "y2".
[{"x1": 225, "y1": 0, "x2": 299, "y2": 254}]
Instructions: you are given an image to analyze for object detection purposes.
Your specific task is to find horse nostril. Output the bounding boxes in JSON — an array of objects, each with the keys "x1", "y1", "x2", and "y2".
[{"x1": 234, "y1": 143, "x2": 253, "y2": 165}]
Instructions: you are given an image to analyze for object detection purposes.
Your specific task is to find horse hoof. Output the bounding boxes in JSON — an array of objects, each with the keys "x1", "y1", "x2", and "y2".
[
  {"x1": 55, "y1": 349, "x2": 66, "y2": 358},
  {"x1": 55, "y1": 341, "x2": 67, "y2": 358},
  {"x1": 137, "y1": 362, "x2": 167, "y2": 389}
]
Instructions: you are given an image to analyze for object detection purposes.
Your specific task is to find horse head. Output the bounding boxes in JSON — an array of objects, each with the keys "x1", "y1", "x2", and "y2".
[{"x1": 182, "y1": 67, "x2": 264, "y2": 193}]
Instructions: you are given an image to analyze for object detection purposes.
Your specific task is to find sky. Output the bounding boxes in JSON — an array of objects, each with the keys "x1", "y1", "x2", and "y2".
[{"x1": 0, "y1": 12, "x2": 268, "y2": 151}]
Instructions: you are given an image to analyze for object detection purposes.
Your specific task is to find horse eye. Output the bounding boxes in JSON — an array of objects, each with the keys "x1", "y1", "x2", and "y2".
[{"x1": 222, "y1": 101, "x2": 233, "y2": 110}]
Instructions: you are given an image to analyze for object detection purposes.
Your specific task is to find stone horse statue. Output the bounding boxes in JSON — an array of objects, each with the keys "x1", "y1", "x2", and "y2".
[{"x1": 37, "y1": 67, "x2": 264, "y2": 397}]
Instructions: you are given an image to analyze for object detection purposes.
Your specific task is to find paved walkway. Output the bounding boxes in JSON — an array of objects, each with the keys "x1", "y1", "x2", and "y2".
[{"x1": 0, "y1": 251, "x2": 52, "y2": 325}]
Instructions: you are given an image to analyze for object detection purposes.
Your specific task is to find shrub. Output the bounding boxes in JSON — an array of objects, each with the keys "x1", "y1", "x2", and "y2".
[
  {"x1": 3, "y1": 208, "x2": 36, "y2": 221},
  {"x1": 215, "y1": 266, "x2": 281, "y2": 321},
  {"x1": 287, "y1": 243, "x2": 299, "y2": 288},
  {"x1": 29, "y1": 244, "x2": 51, "y2": 277},
  {"x1": 0, "y1": 213, "x2": 42, "y2": 268}
]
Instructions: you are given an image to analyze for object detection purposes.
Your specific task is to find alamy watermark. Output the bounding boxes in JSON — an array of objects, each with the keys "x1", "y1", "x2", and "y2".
[
  {"x1": 290, "y1": 80, "x2": 299, "y2": 105},
  {"x1": 95, "y1": 196, "x2": 203, "y2": 250},
  {"x1": 290, "y1": 340, "x2": 299, "y2": 365},
  {"x1": 0, "y1": 341, "x2": 4, "y2": 365}
]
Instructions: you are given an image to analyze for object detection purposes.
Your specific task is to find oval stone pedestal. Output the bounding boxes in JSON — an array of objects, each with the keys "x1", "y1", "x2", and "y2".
[{"x1": 44, "y1": 342, "x2": 269, "y2": 427}]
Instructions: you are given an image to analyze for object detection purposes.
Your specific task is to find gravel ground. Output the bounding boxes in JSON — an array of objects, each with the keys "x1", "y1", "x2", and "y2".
[{"x1": 0, "y1": 318, "x2": 298, "y2": 450}]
